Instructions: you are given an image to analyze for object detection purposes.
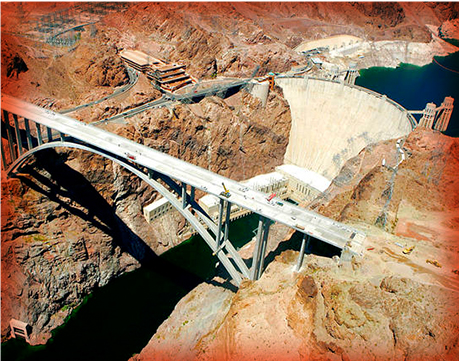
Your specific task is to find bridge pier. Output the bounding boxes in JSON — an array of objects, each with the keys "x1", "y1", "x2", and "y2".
[
  {"x1": 296, "y1": 234, "x2": 310, "y2": 271},
  {"x1": 181, "y1": 182, "x2": 187, "y2": 209},
  {"x1": 12, "y1": 114, "x2": 24, "y2": 156},
  {"x1": 24, "y1": 118, "x2": 33, "y2": 150},
  {"x1": 36, "y1": 123, "x2": 43, "y2": 145},
  {"x1": 1, "y1": 137, "x2": 7, "y2": 168},
  {"x1": 190, "y1": 186, "x2": 195, "y2": 204},
  {"x1": 251, "y1": 216, "x2": 271, "y2": 280},
  {"x1": 47, "y1": 126, "x2": 53, "y2": 142},
  {"x1": 224, "y1": 201, "x2": 231, "y2": 242},
  {"x1": 3, "y1": 110, "x2": 17, "y2": 162},
  {"x1": 216, "y1": 198, "x2": 225, "y2": 247}
]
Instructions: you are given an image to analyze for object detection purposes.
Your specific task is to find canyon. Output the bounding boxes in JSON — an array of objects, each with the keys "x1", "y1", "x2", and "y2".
[{"x1": 1, "y1": 2, "x2": 459, "y2": 360}]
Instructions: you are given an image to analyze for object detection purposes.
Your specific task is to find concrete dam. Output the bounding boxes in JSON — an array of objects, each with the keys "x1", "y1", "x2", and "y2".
[{"x1": 276, "y1": 77, "x2": 415, "y2": 181}]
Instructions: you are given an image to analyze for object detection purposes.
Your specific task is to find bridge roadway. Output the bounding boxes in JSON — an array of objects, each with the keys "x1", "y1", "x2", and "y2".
[{"x1": 2, "y1": 94, "x2": 365, "y2": 257}]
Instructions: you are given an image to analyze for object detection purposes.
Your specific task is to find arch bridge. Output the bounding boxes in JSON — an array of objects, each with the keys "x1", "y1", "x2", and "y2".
[{"x1": 1, "y1": 95, "x2": 365, "y2": 286}]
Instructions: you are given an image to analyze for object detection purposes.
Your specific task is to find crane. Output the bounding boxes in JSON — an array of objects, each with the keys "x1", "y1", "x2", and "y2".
[{"x1": 220, "y1": 182, "x2": 231, "y2": 198}]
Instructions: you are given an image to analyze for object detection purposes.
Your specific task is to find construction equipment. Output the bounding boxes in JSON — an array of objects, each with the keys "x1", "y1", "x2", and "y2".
[
  {"x1": 402, "y1": 245, "x2": 415, "y2": 255},
  {"x1": 426, "y1": 259, "x2": 442, "y2": 268},
  {"x1": 257, "y1": 74, "x2": 275, "y2": 90},
  {"x1": 220, "y1": 182, "x2": 231, "y2": 198}
]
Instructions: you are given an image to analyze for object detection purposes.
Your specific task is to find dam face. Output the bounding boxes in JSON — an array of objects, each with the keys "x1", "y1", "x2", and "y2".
[{"x1": 276, "y1": 77, "x2": 414, "y2": 181}]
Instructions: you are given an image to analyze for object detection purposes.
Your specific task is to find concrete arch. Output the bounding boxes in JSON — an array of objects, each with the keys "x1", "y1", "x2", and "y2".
[{"x1": 7, "y1": 141, "x2": 248, "y2": 285}]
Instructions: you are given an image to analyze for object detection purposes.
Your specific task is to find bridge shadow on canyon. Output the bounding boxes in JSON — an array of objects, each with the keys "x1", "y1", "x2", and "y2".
[
  {"x1": 4, "y1": 147, "x2": 341, "y2": 360},
  {"x1": 5, "y1": 149, "x2": 218, "y2": 360}
]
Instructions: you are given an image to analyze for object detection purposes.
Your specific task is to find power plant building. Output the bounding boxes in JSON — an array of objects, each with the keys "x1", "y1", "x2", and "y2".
[
  {"x1": 276, "y1": 164, "x2": 331, "y2": 203},
  {"x1": 143, "y1": 197, "x2": 173, "y2": 223}
]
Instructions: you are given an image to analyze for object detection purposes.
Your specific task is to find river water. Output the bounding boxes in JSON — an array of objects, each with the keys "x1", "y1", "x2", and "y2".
[
  {"x1": 1, "y1": 214, "x2": 261, "y2": 361},
  {"x1": 355, "y1": 51, "x2": 459, "y2": 137}
]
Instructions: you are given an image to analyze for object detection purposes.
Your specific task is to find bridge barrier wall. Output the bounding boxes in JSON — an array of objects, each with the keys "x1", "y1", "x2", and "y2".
[{"x1": 276, "y1": 77, "x2": 414, "y2": 181}]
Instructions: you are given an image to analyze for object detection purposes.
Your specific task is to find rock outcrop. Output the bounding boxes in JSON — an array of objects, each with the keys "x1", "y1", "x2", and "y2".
[{"x1": 133, "y1": 128, "x2": 459, "y2": 361}]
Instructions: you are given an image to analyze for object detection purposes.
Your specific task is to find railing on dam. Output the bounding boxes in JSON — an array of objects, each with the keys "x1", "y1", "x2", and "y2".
[{"x1": 281, "y1": 75, "x2": 417, "y2": 130}]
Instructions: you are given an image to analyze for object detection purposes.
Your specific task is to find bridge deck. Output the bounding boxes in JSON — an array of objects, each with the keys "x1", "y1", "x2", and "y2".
[{"x1": 1, "y1": 95, "x2": 365, "y2": 255}]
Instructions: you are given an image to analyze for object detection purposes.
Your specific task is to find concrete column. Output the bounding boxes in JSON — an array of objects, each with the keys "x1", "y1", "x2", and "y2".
[
  {"x1": 251, "y1": 216, "x2": 265, "y2": 280},
  {"x1": 24, "y1": 118, "x2": 33, "y2": 150},
  {"x1": 296, "y1": 234, "x2": 310, "y2": 271},
  {"x1": 190, "y1": 186, "x2": 195, "y2": 203},
  {"x1": 47, "y1": 126, "x2": 53, "y2": 142},
  {"x1": 12, "y1": 114, "x2": 24, "y2": 156},
  {"x1": 216, "y1": 198, "x2": 224, "y2": 247},
  {"x1": 1, "y1": 139, "x2": 7, "y2": 168},
  {"x1": 35, "y1": 122, "x2": 43, "y2": 145},
  {"x1": 3, "y1": 110, "x2": 17, "y2": 161},
  {"x1": 181, "y1": 182, "x2": 187, "y2": 209},
  {"x1": 224, "y1": 200, "x2": 231, "y2": 242},
  {"x1": 257, "y1": 219, "x2": 271, "y2": 280}
]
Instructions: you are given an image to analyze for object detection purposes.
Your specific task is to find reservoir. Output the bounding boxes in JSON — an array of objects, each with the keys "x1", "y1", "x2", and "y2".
[{"x1": 356, "y1": 51, "x2": 459, "y2": 137}]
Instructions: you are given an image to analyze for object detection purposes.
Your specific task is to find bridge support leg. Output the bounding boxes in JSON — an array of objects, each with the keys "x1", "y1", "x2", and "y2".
[
  {"x1": 181, "y1": 182, "x2": 187, "y2": 209},
  {"x1": 24, "y1": 118, "x2": 33, "y2": 150},
  {"x1": 35, "y1": 123, "x2": 43, "y2": 145},
  {"x1": 190, "y1": 186, "x2": 195, "y2": 204},
  {"x1": 251, "y1": 216, "x2": 270, "y2": 280},
  {"x1": 47, "y1": 127, "x2": 53, "y2": 142},
  {"x1": 1, "y1": 139, "x2": 7, "y2": 169},
  {"x1": 257, "y1": 219, "x2": 271, "y2": 280},
  {"x1": 224, "y1": 201, "x2": 231, "y2": 242},
  {"x1": 3, "y1": 110, "x2": 17, "y2": 162},
  {"x1": 216, "y1": 198, "x2": 225, "y2": 247},
  {"x1": 296, "y1": 234, "x2": 310, "y2": 272},
  {"x1": 12, "y1": 114, "x2": 24, "y2": 156}
]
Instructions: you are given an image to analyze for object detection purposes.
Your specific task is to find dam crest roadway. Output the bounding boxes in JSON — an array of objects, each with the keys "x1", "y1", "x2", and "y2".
[{"x1": 1, "y1": 95, "x2": 366, "y2": 286}]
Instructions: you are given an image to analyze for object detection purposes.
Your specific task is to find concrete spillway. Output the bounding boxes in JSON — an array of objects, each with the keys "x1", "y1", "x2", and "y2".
[{"x1": 276, "y1": 77, "x2": 414, "y2": 181}]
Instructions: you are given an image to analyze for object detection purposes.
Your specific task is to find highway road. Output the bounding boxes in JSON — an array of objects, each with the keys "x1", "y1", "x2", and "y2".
[
  {"x1": 2, "y1": 95, "x2": 366, "y2": 255},
  {"x1": 61, "y1": 67, "x2": 139, "y2": 115},
  {"x1": 91, "y1": 78, "x2": 250, "y2": 126}
]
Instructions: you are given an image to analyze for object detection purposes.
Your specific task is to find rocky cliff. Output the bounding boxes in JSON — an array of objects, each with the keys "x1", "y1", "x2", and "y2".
[
  {"x1": 133, "y1": 128, "x2": 459, "y2": 360},
  {"x1": 2, "y1": 0, "x2": 458, "y2": 350},
  {"x1": 0, "y1": 84, "x2": 291, "y2": 343}
]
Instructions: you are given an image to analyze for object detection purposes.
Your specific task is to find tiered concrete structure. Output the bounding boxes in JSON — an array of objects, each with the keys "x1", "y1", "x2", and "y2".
[
  {"x1": 276, "y1": 164, "x2": 331, "y2": 203},
  {"x1": 415, "y1": 96, "x2": 454, "y2": 132},
  {"x1": 9, "y1": 319, "x2": 30, "y2": 343},
  {"x1": 147, "y1": 64, "x2": 193, "y2": 92},
  {"x1": 344, "y1": 62, "x2": 359, "y2": 85},
  {"x1": 120, "y1": 49, "x2": 193, "y2": 92},
  {"x1": 143, "y1": 197, "x2": 173, "y2": 223},
  {"x1": 418, "y1": 102, "x2": 437, "y2": 129},
  {"x1": 120, "y1": 50, "x2": 163, "y2": 72}
]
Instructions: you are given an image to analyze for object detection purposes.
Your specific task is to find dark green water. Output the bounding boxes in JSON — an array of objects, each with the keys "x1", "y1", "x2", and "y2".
[
  {"x1": 1, "y1": 214, "x2": 261, "y2": 361},
  {"x1": 356, "y1": 51, "x2": 459, "y2": 137}
]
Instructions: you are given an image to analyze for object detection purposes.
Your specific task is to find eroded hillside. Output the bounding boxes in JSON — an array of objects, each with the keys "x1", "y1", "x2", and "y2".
[{"x1": 133, "y1": 128, "x2": 459, "y2": 361}]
